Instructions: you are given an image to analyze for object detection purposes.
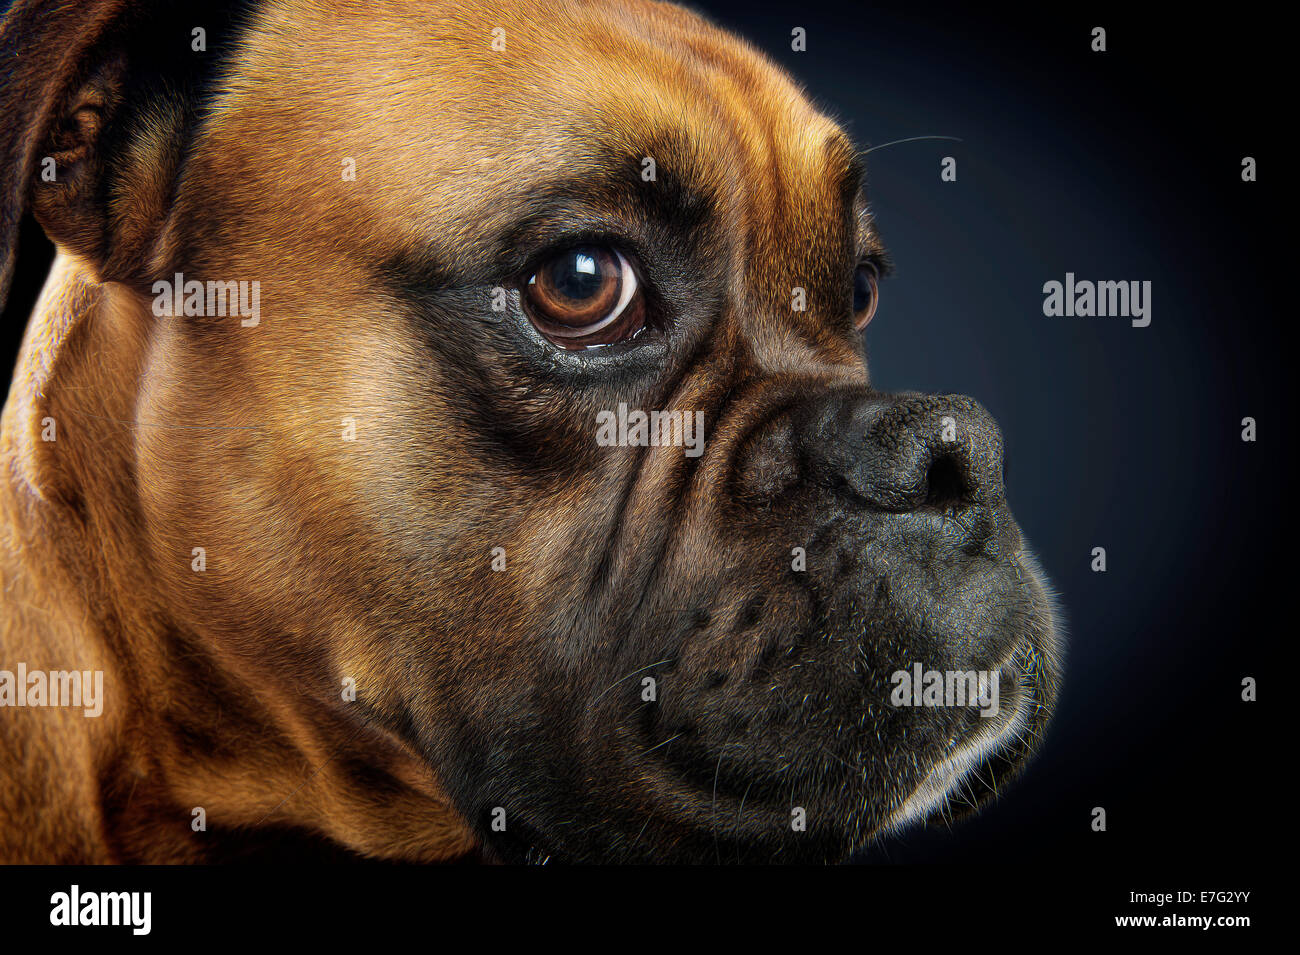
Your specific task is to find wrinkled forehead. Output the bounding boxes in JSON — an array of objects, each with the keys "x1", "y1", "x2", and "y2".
[{"x1": 186, "y1": 0, "x2": 860, "y2": 267}]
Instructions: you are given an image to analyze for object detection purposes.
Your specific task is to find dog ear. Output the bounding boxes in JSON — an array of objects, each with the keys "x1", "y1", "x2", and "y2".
[
  {"x1": 0, "y1": 0, "x2": 136, "y2": 315},
  {"x1": 0, "y1": 0, "x2": 244, "y2": 314}
]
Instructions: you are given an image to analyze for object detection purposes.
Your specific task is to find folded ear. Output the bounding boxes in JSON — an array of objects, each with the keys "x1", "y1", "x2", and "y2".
[
  {"x1": 0, "y1": 0, "x2": 245, "y2": 315},
  {"x1": 0, "y1": 0, "x2": 134, "y2": 313}
]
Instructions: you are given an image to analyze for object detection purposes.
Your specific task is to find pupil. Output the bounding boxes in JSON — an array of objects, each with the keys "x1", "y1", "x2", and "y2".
[{"x1": 553, "y1": 249, "x2": 605, "y2": 301}]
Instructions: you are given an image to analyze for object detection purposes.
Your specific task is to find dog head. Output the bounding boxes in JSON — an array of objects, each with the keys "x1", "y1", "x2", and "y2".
[{"x1": 0, "y1": 0, "x2": 1062, "y2": 862}]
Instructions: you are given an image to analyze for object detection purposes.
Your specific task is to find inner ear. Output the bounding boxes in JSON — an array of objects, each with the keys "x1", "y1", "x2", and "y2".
[
  {"x1": 1, "y1": 1, "x2": 251, "y2": 313},
  {"x1": 30, "y1": 53, "x2": 130, "y2": 271},
  {"x1": 49, "y1": 58, "x2": 122, "y2": 171}
]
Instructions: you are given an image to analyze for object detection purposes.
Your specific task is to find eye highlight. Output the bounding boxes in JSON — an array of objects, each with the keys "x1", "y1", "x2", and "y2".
[
  {"x1": 853, "y1": 262, "x2": 879, "y2": 329},
  {"x1": 521, "y1": 246, "x2": 646, "y2": 349}
]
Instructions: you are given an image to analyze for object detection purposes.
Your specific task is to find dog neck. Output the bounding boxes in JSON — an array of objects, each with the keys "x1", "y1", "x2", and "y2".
[{"x1": 0, "y1": 255, "x2": 477, "y2": 862}]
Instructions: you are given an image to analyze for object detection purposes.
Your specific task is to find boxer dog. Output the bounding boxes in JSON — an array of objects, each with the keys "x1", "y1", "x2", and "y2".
[{"x1": 0, "y1": 0, "x2": 1062, "y2": 863}]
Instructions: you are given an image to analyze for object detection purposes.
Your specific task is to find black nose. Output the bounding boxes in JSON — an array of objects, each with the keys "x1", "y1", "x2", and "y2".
[{"x1": 804, "y1": 392, "x2": 1007, "y2": 514}]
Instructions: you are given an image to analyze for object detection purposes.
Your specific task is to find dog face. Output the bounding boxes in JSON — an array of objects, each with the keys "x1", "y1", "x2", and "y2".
[{"x1": 2, "y1": 0, "x2": 1061, "y2": 862}]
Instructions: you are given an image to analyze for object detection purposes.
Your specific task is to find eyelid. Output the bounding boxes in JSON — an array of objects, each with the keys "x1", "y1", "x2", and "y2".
[
  {"x1": 861, "y1": 248, "x2": 892, "y2": 279},
  {"x1": 513, "y1": 231, "x2": 641, "y2": 283}
]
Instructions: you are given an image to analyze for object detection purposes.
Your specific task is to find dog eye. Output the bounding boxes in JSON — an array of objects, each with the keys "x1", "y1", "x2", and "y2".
[
  {"x1": 853, "y1": 262, "x2": 879, "y2": 329},
  {"x1": 521, "y1": 246, "x2": 646, "y2": 348}
]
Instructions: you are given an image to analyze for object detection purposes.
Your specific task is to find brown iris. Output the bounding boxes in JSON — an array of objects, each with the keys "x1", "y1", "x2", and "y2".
[
  {"x1": 521, "y1": 246, "x2": 645, "y2": 348},
  {"x1": 853, "y1": 262, "x2": 879, "y2": 330}
]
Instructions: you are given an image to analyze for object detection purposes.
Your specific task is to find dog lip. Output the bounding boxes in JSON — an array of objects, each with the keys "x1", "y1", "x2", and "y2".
[
  {"x1": 875, "y1": 640, "x2": 1043, "y2": 838},
  {"x1": 883, "y1": 694, "x2": 1031, "y2": 835}
]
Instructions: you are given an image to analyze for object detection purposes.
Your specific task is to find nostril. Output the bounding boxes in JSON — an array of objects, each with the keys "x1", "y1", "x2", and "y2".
[{"x1": 924, "y1": 454, "x2": 968, "y2": 508}]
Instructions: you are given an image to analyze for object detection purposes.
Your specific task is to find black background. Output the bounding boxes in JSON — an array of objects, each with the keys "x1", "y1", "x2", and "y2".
[{"x1": 0, "y1": 0, "x2": 1281, "y2": 880}]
